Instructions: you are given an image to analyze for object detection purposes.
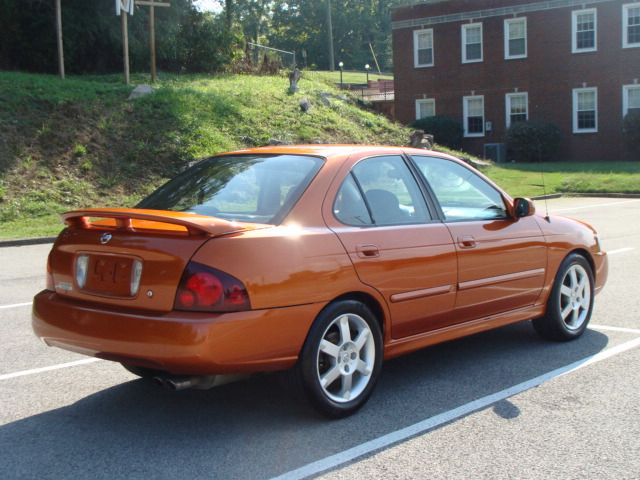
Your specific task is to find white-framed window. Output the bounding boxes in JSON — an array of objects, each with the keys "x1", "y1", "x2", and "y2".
[
  {"x1": 504, "y1": 18, "x2": 527, "y2": 59},
  {"x1": 505, "y1": 93, "x2": 529, "y2": 128},
  {"x1": 462, "y1": 23, "x2": 483, "y2": 63},
  {"x1": 623, "y1": 3, "x2": 640, "y2": 48},
  {"x1": 415, "y1": 98, "x2": 436, "y2": 120},
  {"x1": 463, "y1": 95, "x2": 485, "y2": 137},
  {"x1": 623, "y1": 84, "x2": 640, "y2": 116},
  {"x1": 573, "y1": 88, "x2": 598, "y2": 133},
  {"x1": 572, "y1": 9, "x2": 597, "y2": 53},
  {"x1": 413, "y1": 29, "x2": 434, "y2": 67}
]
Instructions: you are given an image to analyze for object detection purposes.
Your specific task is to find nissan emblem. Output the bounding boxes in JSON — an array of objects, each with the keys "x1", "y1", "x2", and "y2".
[{"x1": 100, "y1": 233, "x2": 113, "y2": 245}]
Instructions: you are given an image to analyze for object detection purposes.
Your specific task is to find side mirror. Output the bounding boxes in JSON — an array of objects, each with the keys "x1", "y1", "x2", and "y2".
[{"x1": 513, "y1": 198, "x2": 535, "y2": 218}]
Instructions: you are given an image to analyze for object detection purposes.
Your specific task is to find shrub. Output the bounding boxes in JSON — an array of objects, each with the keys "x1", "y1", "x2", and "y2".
[
  {"x1": 505, "y1": 120, "x2": 561, "y2": 162},
  {"x1": 623, "y1": 111, "x2": 640, "y2": 158},
  {"x1": 411, "y1": 116, "x2": 463, "y2": 150},
  {"x1": 174, "y1": 12, "x2": 243, "y2": 73}
]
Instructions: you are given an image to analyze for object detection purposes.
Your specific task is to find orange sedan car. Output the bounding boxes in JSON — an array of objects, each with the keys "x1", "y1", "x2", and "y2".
[{"x1": 33, "y1": 145, "x2": 608, "y2": 417}]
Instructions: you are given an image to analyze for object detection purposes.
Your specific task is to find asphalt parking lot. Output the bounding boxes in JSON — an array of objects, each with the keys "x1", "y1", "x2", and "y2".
[{"x1": 1, "y1": 197, "x2": 639, "y2": 479}]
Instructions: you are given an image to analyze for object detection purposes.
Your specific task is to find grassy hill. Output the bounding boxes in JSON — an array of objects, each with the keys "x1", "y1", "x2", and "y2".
[
  {"x1": 0, "y1": 71, "x2": 412, "y2": 239},
  {"x1": 2, "y1": 71, "x2": 638, "y2": 240}
]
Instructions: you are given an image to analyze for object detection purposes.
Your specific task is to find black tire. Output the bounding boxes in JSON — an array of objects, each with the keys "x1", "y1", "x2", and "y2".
[
  {"x1": 533, "y1": 253, "x2": 594, "y2": 341},
  {"x1": 121, "y1": 363, "x2": 162, "y2": 379},
  {"x1": 293, "y1": 300, "x2": 383, "y2": 418}
]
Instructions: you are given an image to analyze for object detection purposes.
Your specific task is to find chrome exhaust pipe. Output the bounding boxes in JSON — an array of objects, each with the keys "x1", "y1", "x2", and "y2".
[
  {"x1": 164, "y1": 376, "x2": 206, "y2": 391},
  {"x1": 153, "y1": 374, "x2": 249, "y2": 391},
  {"x1": 153, "y1": 376, "x2": 168, "y2": 389}
]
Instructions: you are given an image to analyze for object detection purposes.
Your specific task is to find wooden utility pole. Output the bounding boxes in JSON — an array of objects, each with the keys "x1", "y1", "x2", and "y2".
[
  {"x1": 55, "y1": 0, "x2": 65, "y2": 79},
  {"x1": 121, "y1": 11, "x2": 130, "y2": 84},
  {"x1": 326, "y1": 0, "x2": 335, "y2": 71},
  {"x1": 136, "y1": 1, "x2": 170, "y2": 83},
  {"x1": 149, "y1": 3, "x2": 156, "y2": 81}
]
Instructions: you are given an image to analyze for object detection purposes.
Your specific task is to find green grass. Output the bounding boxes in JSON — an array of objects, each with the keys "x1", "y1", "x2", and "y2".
[{"x1": 480, "y1": 162, "x2": 640, "y2": 198}]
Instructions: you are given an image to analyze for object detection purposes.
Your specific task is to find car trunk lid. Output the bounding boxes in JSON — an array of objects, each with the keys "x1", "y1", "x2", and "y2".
[{"x1": 49, "y1": 208, "x2": 268, "y2": 312}]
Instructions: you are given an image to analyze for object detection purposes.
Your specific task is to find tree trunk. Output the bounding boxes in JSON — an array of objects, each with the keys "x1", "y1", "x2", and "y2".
[{"x1": 225, "y1": 0, "x2": 234, "y2": 30}]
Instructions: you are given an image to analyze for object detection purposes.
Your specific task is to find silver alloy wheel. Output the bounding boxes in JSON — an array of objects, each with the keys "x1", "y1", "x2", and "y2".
[
  {"x1": 315, "y1": 313, "x2": 376, "y2": 403},
  {"x1": 559, "y1": 264, "x2": 592, "y2": 331}
]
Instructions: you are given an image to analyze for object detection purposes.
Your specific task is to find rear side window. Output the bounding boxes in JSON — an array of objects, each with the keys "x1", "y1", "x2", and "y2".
[
  {"x1": 334, "y1": 155, "x2": 431, "y2": 226},
  {"x1": 137, "y1": 154, "x2": 323, "y2": 224},
  {"x1": 334, "y1": 174, "x2": 374, "y2": 225},
  {"x1": 411, "y1": 155, "x2": 508, "y2": 221}
]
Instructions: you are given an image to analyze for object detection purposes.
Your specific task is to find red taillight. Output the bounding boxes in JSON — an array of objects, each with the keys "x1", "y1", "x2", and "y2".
[
  {"x1": 185, "y1": 272, "x2": 223, "y2": 306},
  {"x1": 174, "y1": 262, "x2": 251, "y2": 312}
]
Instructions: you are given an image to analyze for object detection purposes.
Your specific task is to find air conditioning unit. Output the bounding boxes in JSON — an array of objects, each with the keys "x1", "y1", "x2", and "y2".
[{"x1": 484, "y1": 143, "x2": 506, "y2": 163}]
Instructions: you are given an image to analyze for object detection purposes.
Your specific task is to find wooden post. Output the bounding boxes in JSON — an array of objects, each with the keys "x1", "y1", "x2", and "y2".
[
  {"x1": 149, "y1": 4, "x2": 156, "y2": 82},
  {"x1": 122, "y1": 11, "x2": 130, "y2": 85},
  {"x1": 55, "y1": 0, "x2": 65, "y2": 79},
  {"x1": 326, "y1": 0, "x2": 335, "y2": 71},
  {"x1": 136, "y1": 1, "x2": 170, "y2": 82},
  {"x1": 368, "y1": 43, "x2": 381, "y2": 75}
]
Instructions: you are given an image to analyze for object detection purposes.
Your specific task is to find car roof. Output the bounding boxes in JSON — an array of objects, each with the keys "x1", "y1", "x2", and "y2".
[{"x1": 216, "y1": 145, "x2": 459, "y2": 164}]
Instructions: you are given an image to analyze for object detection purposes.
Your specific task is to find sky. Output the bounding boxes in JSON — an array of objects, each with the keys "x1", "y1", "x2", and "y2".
[{"x1": 193, "y1": 0, "x2": 222, "y2": 13}]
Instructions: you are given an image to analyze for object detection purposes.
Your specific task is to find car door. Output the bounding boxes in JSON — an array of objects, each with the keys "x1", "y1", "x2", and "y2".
[
  {"x1": 324, "y1": 153, "x2": 458, "y2": 339},
  {"x1": 410, "y1": 154, "x2": 547, "y2": 324}
]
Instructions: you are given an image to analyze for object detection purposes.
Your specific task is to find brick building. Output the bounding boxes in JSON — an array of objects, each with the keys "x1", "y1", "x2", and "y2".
[{"x1": 392, "y1": 0, "x2": 640, "y2": 161}]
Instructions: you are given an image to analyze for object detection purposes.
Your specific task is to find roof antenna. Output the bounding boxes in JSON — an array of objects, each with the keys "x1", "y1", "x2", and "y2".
[{"x1": 539, "y1": 161, "x2": 550, "y2": 222}]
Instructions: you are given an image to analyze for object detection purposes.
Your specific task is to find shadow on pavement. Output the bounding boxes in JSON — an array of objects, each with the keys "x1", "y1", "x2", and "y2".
[{"x1": 0, "y1": 322, "x2": 609, "y2": 479}]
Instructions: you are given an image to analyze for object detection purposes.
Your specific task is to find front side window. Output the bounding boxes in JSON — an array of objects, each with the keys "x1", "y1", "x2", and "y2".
[
  {"x1": 623, "y1": 84, "x2": 640, "y2": 116},
  {"x1": 334, "y1": 156, "x2": 430, "y2": 226},
  {"x1": 137, "y1": 154, "x2": 323, "y2": 224},
  {"x1": 572, "y1": 9, "x2": 597, "y2": 53},
  {"x1": 623, "y1": 3, "x2": 640, "y2": 48},
  {"x1": 463, "y1": 95, "x2": 485, "y2": 137},
  {"x1": 462, "y1": 23, "x2": 483, "y2": 63},
  {"x1": 415, "y1": 98, "x2": 436, "y2": 120},
  {"x1": 414, "y1": 29, "x2": 434, "y2": 67},
  {"x1": 506, "y1": 93, "x2": 529, "y2": 127},
  {"x1": 573, "y1": 88, "x2": 598, "y2": 133},
  {"x1": 411, "y1": 156, "x2": 508, "y2": 222},
  {"x1": 504, "y1": 18, "x2": 527, "y2": 59}
]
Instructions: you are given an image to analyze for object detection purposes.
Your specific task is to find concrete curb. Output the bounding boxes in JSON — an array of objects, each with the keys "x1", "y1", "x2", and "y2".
[
  {"x1": 565, "y1": 192, "x2": 640, "y2": 199},
  {"x1": 532, "y1": 193, "x2": 640, "y2": 200},
  {"x1": 531, "y1": 193, "x2": 563, "y2": 200},
  {"x1": 0, "y1": 237, "x2": 57, "y2": 248}
]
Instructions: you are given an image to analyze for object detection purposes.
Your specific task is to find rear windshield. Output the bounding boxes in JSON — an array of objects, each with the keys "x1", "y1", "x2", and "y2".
[{"x1": 137, "y1": 154, "x2": 324, "y2": 224}]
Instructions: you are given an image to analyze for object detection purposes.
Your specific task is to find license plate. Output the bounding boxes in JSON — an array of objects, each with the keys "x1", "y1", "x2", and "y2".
[{"x1": 84, "y1": 255, "x2": 135, "y2": 297}]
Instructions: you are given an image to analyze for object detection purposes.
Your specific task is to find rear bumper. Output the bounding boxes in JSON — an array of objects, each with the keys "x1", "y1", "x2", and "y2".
[{"x1": 32, "y1": 290, "x2": 323, "y2": 375}]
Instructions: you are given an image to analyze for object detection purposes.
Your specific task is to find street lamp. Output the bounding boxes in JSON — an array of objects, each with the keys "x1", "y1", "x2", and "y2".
[
  {"x1": 338, "y1": 61, "x2": 344, "y2": 89},
  {"x1": 365, "y1": 64, "x2": 370, "y2": 84}
]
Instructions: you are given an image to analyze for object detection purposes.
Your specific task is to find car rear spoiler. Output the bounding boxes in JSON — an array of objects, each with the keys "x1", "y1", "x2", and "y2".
[{"x1": 62, "y1": 208, "x2": 266, "y2": 237}]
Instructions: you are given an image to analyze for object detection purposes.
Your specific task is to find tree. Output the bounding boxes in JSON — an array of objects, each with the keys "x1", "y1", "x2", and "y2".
[{"x1": 0, "y1": 0, "x2": 237, "y2": 74}]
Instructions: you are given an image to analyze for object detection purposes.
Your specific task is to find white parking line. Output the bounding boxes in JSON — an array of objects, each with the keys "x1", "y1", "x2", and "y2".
[
  {"x1": 0, "y1": 301, "x2": 33, "y2": 310},
  {"x1": 552, "y1": 199, "x2": 640, "y2": 213},
  {"x1": 0, "y1": 358, "x2": 101, "y2": 381},
  {"x1": 607, "y1": 247, "x2": 635, "y2": 256},
  {"x1": 591, "y1": 324, "x2": 640, "y2": 335},
  {"x1": 271, "y1": 335, "x2": 640, "y2": 480}
]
